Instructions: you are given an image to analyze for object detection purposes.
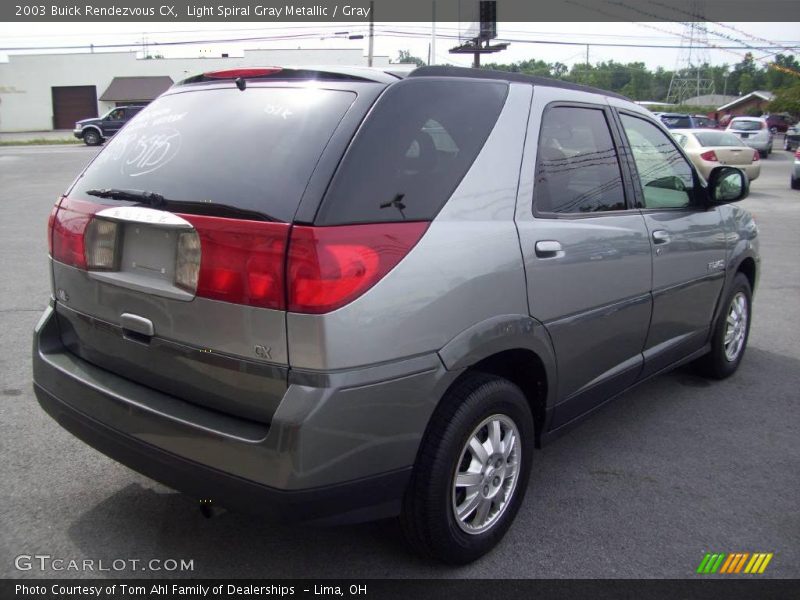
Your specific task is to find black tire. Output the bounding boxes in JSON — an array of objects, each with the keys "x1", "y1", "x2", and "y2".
[
  {"x1": 758, "y1": 149, "x2": 767, "y2": 159},
  {"x1": 792, "y1": 175, "x2": 800, "y2": 190},
  {"x1": 401, "y1": 373, "x2": 534, "y2": 564},
  {"x1": 83, "y1": 129, "x2": 101, "y2": 146},
  {"x1": 694, "y1": 273, "x2": 752, "y2": 379}
]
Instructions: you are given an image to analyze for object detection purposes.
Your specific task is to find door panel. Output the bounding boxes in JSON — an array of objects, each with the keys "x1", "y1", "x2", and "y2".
[
  {"x1": 640, "y1": 210, "x2": 726, "y2": 376},
  {"x1": 617, "y1": 112, "x2": 726, "y2": 377},
  {"x1": 514, "y1": 90, "x2": 653, "y2": 429}
]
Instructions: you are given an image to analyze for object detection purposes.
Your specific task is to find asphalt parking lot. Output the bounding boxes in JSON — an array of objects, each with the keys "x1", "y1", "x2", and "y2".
[{"x1": 1, "y1": 143, "x2": 798, "y2": 579}]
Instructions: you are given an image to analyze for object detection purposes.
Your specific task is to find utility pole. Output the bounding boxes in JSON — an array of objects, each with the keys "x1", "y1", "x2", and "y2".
[
  {"x1": 367, "y1": 1, "x2": 374, "y2": 67},
  {"x1": 430, "y1": 1, "x2": 436, "y2": 65},
  {"x1": 586, "y1": 44, "x2": 590, "y2": 84}
]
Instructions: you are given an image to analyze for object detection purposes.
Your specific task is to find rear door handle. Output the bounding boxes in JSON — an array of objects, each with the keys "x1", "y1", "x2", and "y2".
[
  {"x1": 535, "y1": 240, "x2": 564, "y2": 258},
  {"x1": 652, "y1": 230, "x2": 671, "y2": 245}
]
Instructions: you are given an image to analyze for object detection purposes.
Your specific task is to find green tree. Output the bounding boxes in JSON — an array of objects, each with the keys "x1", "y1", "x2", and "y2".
[
  {"x1": 769, "y1": 81, "x2": 800, "y2": 116},
  {"x1": 396, "y1": 50, "x2": 426, "y2": 67}
]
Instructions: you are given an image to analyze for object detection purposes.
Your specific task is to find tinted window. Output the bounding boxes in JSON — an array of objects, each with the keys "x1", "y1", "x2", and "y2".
[
  {"x1": 534, "y1": 106, "x2": 626, "y2": 214},
  {"x1": 730, "y1": 120, "x2": 763, "y2": 131},
  {"x1": 694, "y1": 132, "x2": 746, "y2": 147},
  {"x1": 72, "y1": 87, "x2": 356, "y2": 222},
  {"x1": 620, "y1": 114, "x2": 694, "y2": 209},
  {"x1": 661, "y1": 115, "x2": 691, "y2": 128},
  {"x1": 315, "y1": 79, "x2": 507, "y2": 225}
]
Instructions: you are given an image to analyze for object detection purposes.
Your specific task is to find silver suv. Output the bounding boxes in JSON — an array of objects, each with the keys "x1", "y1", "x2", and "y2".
[
  {"x1": 727, "y1": 116, "x2": 773, "y2": 157},
  {"x1": 33, "y1": 66, "x2": 759, "y2": 564}
]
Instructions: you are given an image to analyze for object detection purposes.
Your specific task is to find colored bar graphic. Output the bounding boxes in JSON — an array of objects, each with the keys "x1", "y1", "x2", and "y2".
[
  {"x1": 697, "y1": 552, "x2": 772, "y2": 574},
  {"x1": 734, "y1": 553, "x2": 749, "y2": 573},
  {"x1": 719, "y1": 554, "x2": 736, "y2": 574},
  {"x1": 710, "y1": 554, "x2": 726, "y2": 573},
  {"x1": 758, "y1": 554, "x2": 773, "y2": 573},
  {"x1": 696, "y1": 553, "x2": 712, "y2": 574}
]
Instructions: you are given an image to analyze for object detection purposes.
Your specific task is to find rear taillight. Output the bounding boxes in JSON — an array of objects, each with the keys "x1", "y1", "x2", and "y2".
[
  {"x1": 50, "y1": 198, "x2": 103, "y2": 269},
  {"x1": 286, "y1": 222, "x2": 428, "y2": 314},
  {"x1": 700, "y1": 150, "x2": 718, "y2": 162},
  {"x1": 753, "y1": 150, "x2": 760, "y2": 161},
  {"x1": 49, "y1": 200, "x2": 427, "y2": 313},
  {"x1": 180, "y1": 214, "x2": 290, "y2": 310},
  {"x1": 795, "y1": 149, "x2": 800, "y2": 160},
  {"x1": 47, "y1": 202, "x2": 60, "y2": 256},
  {"x1": 84, "y1": 218, "x2": 120, "y2": 270}
]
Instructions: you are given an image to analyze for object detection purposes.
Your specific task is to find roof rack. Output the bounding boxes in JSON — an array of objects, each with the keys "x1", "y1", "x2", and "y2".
[{"x1": 408, "y1": 65, "x2": 630, "y2": 101}]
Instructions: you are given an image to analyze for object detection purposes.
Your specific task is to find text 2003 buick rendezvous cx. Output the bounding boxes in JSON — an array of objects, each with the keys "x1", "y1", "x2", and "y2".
[{"x1": 33, "y1": 66, "x2": 759, "y2": 564}]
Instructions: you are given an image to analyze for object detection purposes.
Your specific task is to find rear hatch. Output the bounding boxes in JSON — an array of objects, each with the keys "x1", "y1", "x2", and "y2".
[
  {"x1": 728, "y1": 119, "x2": 765, "y2": 140},
  {"x1": 49, "y1": 78, "x2": 374, "y2": 424}
]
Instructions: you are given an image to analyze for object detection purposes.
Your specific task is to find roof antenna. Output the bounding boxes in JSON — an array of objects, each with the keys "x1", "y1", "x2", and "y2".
[{"x1": 235, "y1": 77, "x2": 246, "y2": 91}]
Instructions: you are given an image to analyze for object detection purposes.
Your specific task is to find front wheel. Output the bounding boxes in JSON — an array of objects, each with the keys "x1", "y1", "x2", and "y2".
[
  {"x1": 83, "y1": 129, "x2": 101, "y2": 146},
  {"x1": 694, "y1": 273, "x2": 752, "y2": 379},
  {"x1": 401, "y1": 373, "x2": 534, "y2": 564}
]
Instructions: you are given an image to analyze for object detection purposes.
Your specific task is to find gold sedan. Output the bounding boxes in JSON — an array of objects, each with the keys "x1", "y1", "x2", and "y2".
[{"x1": 671, "y1": 129, "x2": 761, "y2": 182}]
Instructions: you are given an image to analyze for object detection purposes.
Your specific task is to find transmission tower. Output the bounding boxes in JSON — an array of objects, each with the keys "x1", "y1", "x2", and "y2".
[{"x1": 666, "y1": 4, "x2": 716, "y2": 104}]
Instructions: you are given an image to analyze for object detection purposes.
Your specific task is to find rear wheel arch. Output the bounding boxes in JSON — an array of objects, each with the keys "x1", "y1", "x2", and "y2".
[{"x1": 430, "y1": 347, "x2": 549, "y2": 451}]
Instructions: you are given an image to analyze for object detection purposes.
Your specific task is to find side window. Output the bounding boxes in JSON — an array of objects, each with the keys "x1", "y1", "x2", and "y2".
[
  {"x1": 620, "y1": 114, "x2": 694, "y2": 209},
  {"x1": 315, "y1": 79, "x2": 508, "y2": 225},
  {"x1": 534, "y1": 106, "x2": 626, "y2": 215}
]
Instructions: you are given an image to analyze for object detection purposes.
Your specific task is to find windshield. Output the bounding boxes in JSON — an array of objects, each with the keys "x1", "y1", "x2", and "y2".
[
  {"x1": 71, "y1": 86, "x2": 357, "y2": 222},
  {"x1": 730, "y1": 120, "x2": 763, "y2": 131},
  {"x1": 694, "y1": 132, "x2": 746, "y2": 147}
]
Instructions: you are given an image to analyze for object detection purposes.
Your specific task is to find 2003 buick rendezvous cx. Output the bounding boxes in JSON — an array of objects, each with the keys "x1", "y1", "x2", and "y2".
[{"x1": 33, "y1": 66, "x2": 759, "y2": 563}]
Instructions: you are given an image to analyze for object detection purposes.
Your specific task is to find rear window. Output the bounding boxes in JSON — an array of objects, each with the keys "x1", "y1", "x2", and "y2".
[
  {"x1": 71, "y1": 87, "x2": 357, "y2": 222},
  {"x1": 314, "y1": 78, "x2": 508, "y2": 225},
  {"x1": 693, "y1": 132, "x2": 745, "y2": 147},
  {"x1": 730, "y1": 120, "x2": 763, "y2": 131},
  {"x1": 661, "y1": 115, "x2": 691, "y2": 128}
]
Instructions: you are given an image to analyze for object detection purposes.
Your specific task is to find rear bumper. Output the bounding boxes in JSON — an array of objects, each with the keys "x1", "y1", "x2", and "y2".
[
  {"x1": 33, "y1": 303, "x2": 456, "y2": 523},
  {"x1": 72, "y1": 129, "x2": 83, "y2": 139}
]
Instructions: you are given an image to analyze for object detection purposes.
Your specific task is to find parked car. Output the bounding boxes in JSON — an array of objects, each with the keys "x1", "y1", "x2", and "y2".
[
  {"x1": 658, "y1": 113, "x2": 716, "y2": 129},
  {"x1": 763, "y1": 113, "x2": 795, "y2": 133},
  {"x1": 34, "y1": 66, "x2": 759, "y2": 564},
  {"x1": 784, "y1": 124, "x2": 800, "y2": 152},
  {"x1": 726, "y1": 117, "x2": 773, "y2": 157},
  {"x1": 792, "y1": 149, "x2": 800, "y2": 190},
  {"x1": 73, "y1": 105, "x2": 146, "y2": 146},
  {"x1": 671, "y1": 129, "x2": 760, "y2": 182}
]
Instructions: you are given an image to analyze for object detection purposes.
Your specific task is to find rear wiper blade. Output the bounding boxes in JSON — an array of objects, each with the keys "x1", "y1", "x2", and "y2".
[
  {"x1": 85, "y1": 188, "x2": 165, "y2": 206},
  {"x1": 85, "y1": 188, "x2": 276, "y2": 221}
]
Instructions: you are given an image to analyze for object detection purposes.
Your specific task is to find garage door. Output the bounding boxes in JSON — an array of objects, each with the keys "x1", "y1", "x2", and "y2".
[{"x1": 51, "y1": 86, "x2": 97, "y2": 130}]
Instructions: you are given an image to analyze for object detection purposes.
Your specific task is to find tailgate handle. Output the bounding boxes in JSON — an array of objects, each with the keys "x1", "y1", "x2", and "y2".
[{"x1": 120, "y1": 313, "x2": 154, "y2": 337}]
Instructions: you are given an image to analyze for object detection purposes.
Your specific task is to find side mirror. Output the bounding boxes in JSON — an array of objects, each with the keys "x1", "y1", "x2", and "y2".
[{"x1": 707, "y1": 166, "x2": 748, "y2": 204}]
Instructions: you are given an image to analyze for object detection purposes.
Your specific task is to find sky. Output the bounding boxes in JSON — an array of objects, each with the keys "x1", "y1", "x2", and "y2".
[{"x1": 0, "y1": 22, "x2": 798, "y2": 71}]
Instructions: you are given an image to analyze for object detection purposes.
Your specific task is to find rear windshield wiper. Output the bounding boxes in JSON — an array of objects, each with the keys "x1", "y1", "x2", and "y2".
[
  {"x1": 84, "y1": 188, "x2": 276, "y2": 221},
  {"x1": 86, "y1": 188, "x2": 165, "y2": 206}
]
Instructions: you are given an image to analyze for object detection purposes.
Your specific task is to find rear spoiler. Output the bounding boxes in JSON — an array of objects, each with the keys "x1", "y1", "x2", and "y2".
[{"x1": 175, "y1": 66, "x2": 405, "y2": 87}]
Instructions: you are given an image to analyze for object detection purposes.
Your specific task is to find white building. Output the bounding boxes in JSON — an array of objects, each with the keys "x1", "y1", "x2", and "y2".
[{"x1": 0, "y1": 49, "x2": 392, "y2": 132}]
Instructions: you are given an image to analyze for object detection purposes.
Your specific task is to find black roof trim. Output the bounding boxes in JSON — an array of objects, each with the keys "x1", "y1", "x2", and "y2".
[{"x1": 408, "y1": 66, "x2": 630, "y2": 101}]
